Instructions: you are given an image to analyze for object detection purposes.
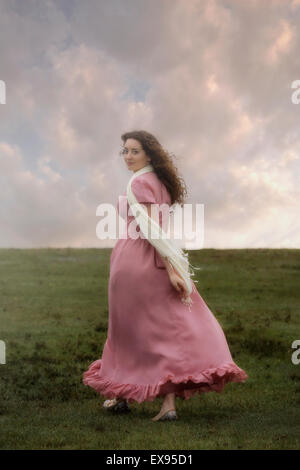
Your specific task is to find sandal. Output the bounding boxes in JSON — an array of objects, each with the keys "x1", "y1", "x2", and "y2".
[
  {"x1": 151, "y1": 408, "x2": 178, "y2": 421},
  {"x1": 103, "y1": 398, "x2": 130, "y2": 412}
]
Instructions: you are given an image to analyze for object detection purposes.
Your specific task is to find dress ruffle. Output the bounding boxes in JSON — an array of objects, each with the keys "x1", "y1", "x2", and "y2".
[{"x1": 82, "y1": 359, "x2": 248, "y2": 404}]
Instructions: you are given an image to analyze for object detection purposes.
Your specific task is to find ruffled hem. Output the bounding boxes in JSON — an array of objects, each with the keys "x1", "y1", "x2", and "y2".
[{"x1": 82, "y1": 359, "x2": 248, "y2": 404}]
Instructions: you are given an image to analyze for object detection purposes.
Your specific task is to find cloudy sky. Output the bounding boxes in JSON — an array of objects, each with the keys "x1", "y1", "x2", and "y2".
[{"x1": 0, "y1": 0, "x2": 299, "y2": 249}]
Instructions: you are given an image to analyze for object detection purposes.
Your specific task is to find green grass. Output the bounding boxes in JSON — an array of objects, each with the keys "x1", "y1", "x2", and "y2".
[{"x1": 0, "y1": 247, "x2": 299, "y2": 450}]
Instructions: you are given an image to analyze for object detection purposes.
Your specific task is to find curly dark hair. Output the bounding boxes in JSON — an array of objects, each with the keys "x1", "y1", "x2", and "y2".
[{"x1": 120, "y1": 130, "x2": 188, "y2": 206}]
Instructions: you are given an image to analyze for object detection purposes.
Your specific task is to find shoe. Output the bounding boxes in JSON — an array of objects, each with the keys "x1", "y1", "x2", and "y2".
[
  {"x1": 151, "y1": 408, "x2": 178, "y2": 422},
  {"x1": 103, "y1": 398, "x2": 130, "y2": 412}
]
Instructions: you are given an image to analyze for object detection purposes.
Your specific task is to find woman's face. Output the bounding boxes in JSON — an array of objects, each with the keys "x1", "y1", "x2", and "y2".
[{"x1": 121, "y1": 138, "x2": 151, "y2": 172}]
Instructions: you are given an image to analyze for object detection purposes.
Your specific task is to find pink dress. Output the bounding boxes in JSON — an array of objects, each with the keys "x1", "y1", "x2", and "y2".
[{"x1": 83, "y1": 171, "x2": 248, "y2": 403}]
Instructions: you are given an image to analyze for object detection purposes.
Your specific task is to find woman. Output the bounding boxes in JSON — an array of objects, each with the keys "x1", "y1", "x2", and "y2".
[{"x1": 83, "y1": 130, "x2": 248, "y2": 422}]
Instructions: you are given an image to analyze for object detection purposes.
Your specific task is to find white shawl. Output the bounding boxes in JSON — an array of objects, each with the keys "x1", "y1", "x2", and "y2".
[{"x1": 126, "y1": 163, "x2": 200, "y2": 310}]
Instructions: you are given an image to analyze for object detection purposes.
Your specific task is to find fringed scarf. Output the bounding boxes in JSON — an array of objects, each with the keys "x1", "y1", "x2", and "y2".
[{"x1": 126, "y1": 163, "x2": 200, "y2": 311}]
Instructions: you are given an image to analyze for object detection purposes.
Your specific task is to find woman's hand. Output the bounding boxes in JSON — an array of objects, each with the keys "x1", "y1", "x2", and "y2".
[
  {"x1": 160, "y1": 255, "x2": 192, "y2": 305},
  {"x1": 169, "y1": 271, "x2": 191, "y2": 303}
]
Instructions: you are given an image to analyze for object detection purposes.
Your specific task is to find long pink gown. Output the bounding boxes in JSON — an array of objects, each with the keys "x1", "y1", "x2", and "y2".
[{"x1": 83, "y1": 171, "x2": 248, "y2": 403}]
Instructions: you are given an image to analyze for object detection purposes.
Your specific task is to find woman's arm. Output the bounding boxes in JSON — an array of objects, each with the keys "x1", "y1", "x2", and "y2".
[
  {"x1": 142, "y1": 203, "x2": 181, "y2": 276},
  {"x1": 159, "y1": 255, "x2": 179, "y2": 277},
  {"x1": 142, "y1": 203, "x2": 190, "y2": 299}
]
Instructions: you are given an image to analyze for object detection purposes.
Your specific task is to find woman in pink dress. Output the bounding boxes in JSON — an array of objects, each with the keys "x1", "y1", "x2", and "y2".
[{"x1": 83, "y1": 130, "x2": 248, "y2": 422}]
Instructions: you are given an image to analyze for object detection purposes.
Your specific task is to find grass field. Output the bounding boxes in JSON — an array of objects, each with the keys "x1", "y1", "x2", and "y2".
[{"x1": 0, "y1": 247, "x2": 299, "y2": 450}]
